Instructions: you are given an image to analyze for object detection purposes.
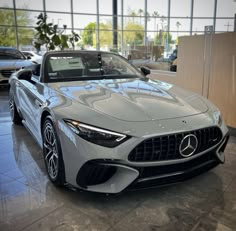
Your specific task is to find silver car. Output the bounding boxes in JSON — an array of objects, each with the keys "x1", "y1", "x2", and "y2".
[
  {"x1": 0, "y1": 47, "x2": 33, "y2": 86},
  {"x1": 9, "y1": 51, "x2": 229, "y2": 194},
  {"x1": 22, "y1": 51, "x2": 42, "y2": 64}
]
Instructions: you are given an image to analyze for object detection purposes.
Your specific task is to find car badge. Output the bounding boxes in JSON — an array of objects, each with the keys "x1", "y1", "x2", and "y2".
[{"x1": 179, "y1": 134, "x2": 198, "y2": 157}]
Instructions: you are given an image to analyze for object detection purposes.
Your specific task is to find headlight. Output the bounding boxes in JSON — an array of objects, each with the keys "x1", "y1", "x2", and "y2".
[
  {"x1": 213, "y1": 111, "x2": 222, "y2": 126},
  {"x1": 64, "y1": 119, "x2": 129, "y2": 148}
]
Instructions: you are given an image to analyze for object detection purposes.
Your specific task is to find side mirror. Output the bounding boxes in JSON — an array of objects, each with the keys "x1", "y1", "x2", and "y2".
[
  {"x1": 30, "y1": 64, "x2": 41, "y2": 76},
  {"x1": 140, "y1": 66, "x2": 151, "y2": 76},
  {"x1": 18, "y1": 70, "x2": 32, "y2": 81}
]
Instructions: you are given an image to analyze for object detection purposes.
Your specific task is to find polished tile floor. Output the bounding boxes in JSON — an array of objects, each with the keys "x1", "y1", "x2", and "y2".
[{"x1": 0, "y1": 89, "x2": 236, "y2": 231}]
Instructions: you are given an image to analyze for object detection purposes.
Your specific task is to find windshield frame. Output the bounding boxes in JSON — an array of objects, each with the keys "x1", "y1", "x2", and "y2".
[{"x1": 43, "y1": 51, "x2": 143, "y2": 83}]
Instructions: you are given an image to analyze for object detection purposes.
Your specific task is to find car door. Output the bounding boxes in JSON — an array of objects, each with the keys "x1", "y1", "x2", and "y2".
[{"x1": 17, "y1": 76, "x2": 46, "y2": 142}]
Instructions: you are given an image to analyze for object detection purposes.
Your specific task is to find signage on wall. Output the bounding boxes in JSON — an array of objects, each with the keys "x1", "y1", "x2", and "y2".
[{"x1": 204, "y1": 25, "x2": 214, "y2": 34}]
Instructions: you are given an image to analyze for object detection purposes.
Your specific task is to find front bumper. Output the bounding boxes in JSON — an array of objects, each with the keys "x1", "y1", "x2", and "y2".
[
  {"x1": 57, "y1": 115, "x2": 229, "y2": 194},
  {"x1": 73, "y1": 132, "x2": 229, "y2": 194}
]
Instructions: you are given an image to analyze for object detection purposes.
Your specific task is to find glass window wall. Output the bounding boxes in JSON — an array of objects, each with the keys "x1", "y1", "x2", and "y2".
[
  {"x1": 73, "y1": 0, "x2": 97, "y2": 14},
  {"x1": 45, "y1": 0, "x2": 71, "y2": 12},
  {"x1": 0, "y1": 0, "x2": 234, "y2": 72},
  {"x1": 15, "y1": 0, "x2": 43, "y2": 11},
  {"x1": 217, "y1": 0, "x2": 236, "y2": 18}
]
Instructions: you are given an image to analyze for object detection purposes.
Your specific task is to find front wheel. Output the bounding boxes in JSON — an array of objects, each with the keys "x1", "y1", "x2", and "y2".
[
  {"x1": 9, "y1": 93, "x2": 22, "y2": 125},
  {"x1": 42, "y1": 116, "x2": 65, "y2": 186}
]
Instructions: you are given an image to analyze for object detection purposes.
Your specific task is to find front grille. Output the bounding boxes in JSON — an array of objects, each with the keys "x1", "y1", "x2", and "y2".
[
  {"x1": 128, "y1": 151, "x2": 219, "y2": 190},
  {"x1": 0, "y1": 69, "x2": 19, "y2": 78},
  {"x1": 128, "y1": 126, "x2": 222, "y2": 162},
  {"x1": 76, "y1": 161, "x2": 117, "y2": 188}
]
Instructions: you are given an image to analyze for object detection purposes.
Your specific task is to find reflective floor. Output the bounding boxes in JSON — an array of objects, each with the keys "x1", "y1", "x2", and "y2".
[{"x1": 0, "y1": 89, "x2": 236, "y2": 231}]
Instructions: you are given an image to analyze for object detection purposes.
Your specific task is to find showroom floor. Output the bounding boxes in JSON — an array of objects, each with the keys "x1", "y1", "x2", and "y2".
[{"x1": 0, "y1": 89, "x2": 236, "y2": 231}]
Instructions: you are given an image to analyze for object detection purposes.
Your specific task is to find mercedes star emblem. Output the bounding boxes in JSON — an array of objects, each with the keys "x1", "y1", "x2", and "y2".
[{"x1": 179, "y1": 134, "x2": 198, "y2": 157}]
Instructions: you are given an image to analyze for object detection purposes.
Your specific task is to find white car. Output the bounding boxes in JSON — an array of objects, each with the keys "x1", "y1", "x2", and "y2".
[
  {"x1": 9, "y1": 50, "x2": 229, "y2": 194},
  {"x1": 22, "y1": 51, "x2": 42, "y2": 64},
  {"x1": 0, "y1": 47, "x2": 33, "y2": 86}
]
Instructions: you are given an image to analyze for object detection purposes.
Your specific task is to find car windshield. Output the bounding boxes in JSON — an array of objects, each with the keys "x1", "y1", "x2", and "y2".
[
  {"x1": 0, "y1": 49, "x2": 25, "y2": 60},
  {"x1": 45, "y1": 52, "x2": 142, "y2": 82}
]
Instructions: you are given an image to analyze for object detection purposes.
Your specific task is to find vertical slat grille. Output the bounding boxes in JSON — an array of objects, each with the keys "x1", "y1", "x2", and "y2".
[{"x1": 128, "y1": 126, "x2": 222, "y2": 162}]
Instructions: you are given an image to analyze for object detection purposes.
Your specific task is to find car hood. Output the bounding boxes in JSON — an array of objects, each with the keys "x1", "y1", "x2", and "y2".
[
  {"x1": 52, "y1": 78, "x2": 209, "y2": 122},
  {"x1": 0, "y1": 60, "x2": 32, "y2": 69}
]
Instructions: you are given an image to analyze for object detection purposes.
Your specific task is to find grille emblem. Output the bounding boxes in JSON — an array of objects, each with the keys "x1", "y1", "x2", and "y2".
[{"x1": 179, "y1": 134, "x2": 198, "y2": 157}]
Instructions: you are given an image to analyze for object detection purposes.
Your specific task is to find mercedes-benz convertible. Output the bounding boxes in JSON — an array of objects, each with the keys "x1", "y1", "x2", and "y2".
[{"x1": 8, "y1": 51, "x2": 229, "y2": 193}]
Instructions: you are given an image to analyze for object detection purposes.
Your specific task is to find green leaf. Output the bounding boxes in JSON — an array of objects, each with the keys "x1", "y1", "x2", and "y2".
[
  {"x1": 49, "y1": 44, "x2": 55, "y2": 50},
  {"x1": 37, "y1": 13, "x2": 43, "y2": 20},
  {"x1": 52, "y1": 34, "x2": 61, "y2": 46},
  {"x1": 53, "y1": 25, "x2": 58, "y2": 31}
]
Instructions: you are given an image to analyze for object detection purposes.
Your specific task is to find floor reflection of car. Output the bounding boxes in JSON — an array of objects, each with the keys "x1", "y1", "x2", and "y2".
[
  {"x1": 9, "y1": 50, "x2": 229, "y2": 194},
  {"x1": 0, "y1": 47, "x2": 33, "y2": 86},
  {"x1": 22, "y1": 51, "x2": 42, "y2": 64}
]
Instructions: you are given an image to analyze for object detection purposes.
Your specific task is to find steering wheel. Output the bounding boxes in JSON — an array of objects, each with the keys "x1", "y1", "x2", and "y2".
[{"x1": 105, "y1": 69, "x2": 121, "y2": 75}]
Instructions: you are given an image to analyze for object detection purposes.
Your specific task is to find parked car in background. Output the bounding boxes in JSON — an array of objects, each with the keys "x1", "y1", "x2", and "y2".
[
  {"x1": 127, "y1": 50, "x2": 170, "y2": 71},
  {"x1": 9, "y1": 50, "x2": 229, "y2": 194},
  {"x1": 22, "y1": 51, "x2": 42, "y2": 64},
  {"x1": 130, "y1": 58, "x2": 170, "y2": 71},
  {"x1": 170, "y1": 58, "x2": 177, "y2": 72},
  {"x1": 168, "y1": 48, "x2": 178, "y2": 62},
  {"x1": 0, "y1": 47, "x2": 33, "y2": 87},
  {"x1": 169, "y1": 48, "x2": 178, "y2": 72}
]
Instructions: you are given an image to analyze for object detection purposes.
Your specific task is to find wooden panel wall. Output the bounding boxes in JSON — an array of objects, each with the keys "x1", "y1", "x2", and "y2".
[{"x1": 208, "y1": 33, "x2": 236, "y2": 128}]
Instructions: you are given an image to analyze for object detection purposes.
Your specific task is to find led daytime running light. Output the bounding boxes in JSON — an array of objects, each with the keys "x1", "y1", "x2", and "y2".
[{"x1": 78, "y1": 123, "x2": 126, "y2": 142}]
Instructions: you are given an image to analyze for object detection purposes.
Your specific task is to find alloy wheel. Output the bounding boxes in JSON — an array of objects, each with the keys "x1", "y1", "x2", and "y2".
[
  {"x1": 9, "y1": 97, "x2": 14, "y2": 119},
  {"x1": 43, "y1": 121, "x2": 59, "y2": 180}
]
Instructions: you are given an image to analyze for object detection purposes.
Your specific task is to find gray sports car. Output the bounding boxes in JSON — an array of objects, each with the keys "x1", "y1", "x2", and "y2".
[{"x1": 9, "y1": 51, "x2": 229, "y2": 193}]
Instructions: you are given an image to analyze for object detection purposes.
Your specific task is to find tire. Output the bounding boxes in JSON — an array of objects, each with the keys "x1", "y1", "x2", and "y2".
[
  {"x1": 42, "y1": 116, "x2": 65, "y2": 186},
  {"x1": 9, "y1": 92, "x2": 22, "y2": 125}
]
